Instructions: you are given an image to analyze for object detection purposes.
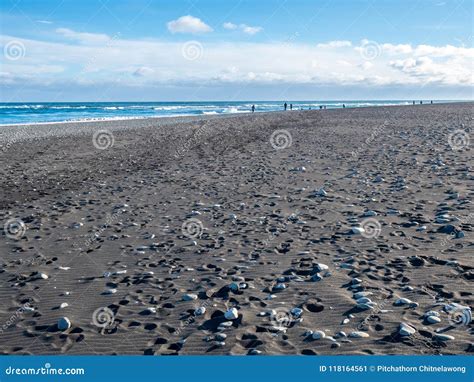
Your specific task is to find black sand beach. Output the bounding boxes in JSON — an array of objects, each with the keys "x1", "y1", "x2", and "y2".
[{"x1": 0, "y1": 103, "x2": 472, "y2": 355}]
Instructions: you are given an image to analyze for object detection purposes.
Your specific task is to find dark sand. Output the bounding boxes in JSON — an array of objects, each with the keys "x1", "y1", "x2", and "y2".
[{"x1": 0, "y1": 103, "x2": 472, "y2": 355}]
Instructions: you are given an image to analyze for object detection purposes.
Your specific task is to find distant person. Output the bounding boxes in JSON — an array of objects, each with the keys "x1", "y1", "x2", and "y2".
[
  {"x1": 420, "y1": 101, "x2": 423, "y2": 104},
  {"x1": 324, "y1": 105, "x2": 327, "y2": 109},
  {"x1": 413, "y1": 101, "x2": 415, "y2": 105},
  {"x1": 290, "y1": 103, "x2": 293, "y2": 110},
  {"x1": 284, "y1": 102, "x2": 287, "y2": 110},
  {"x1": 343, "y1": 104, "x2": 345, "y2": 108},
  {"x1": 319, "y1": 105, "x2": 323, "y2": 110},
  {"x1": 430, "y1": 100, "x2": 433, "y2": 104},
  {"x1": 251, "y1": 105, "x2": 255, "y2": 113}
]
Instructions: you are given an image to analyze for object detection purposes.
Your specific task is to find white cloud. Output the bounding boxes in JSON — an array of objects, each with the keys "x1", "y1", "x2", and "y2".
[
  {"x1": 167, "y1": 15, "x2": 213, "y2": 34},
  {"x1": 316, "y1": 40, "x2": 352, "y2": 48},
  {"x1": 37, "y1": 20, "x2": 53, "y2": 24},
  {"x1": 240, "y1": 24, "x2": 263, "y2": 35},
  {"x1": 223, "y1": 22, "x2": 263, "y2": 35},
  {"x1": 56, "y1": 28, "x2": 110, "y2": 44},
  {"x1": 381, "y1": 43, "x2": 412, "y2": 55},
  {"x1": 1, "y1": 32, "x2": 472, "y2": 92},
  {"x1": 223, "y1": 22, "x2": 238, "y2": 30}
]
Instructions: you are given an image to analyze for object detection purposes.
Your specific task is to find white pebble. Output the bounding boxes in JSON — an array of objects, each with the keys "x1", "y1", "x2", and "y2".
[{"x1": 224, "y1": 308, "x2": 239, "y2": 320}]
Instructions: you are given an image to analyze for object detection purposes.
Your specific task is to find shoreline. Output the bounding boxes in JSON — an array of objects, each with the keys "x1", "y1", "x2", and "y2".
[
  {"x1": 1, "y1": 101, "x2": 471, "y2": 128},
  {"x1": 0, "y1": 101, "x2": 470, "y2": 130}
]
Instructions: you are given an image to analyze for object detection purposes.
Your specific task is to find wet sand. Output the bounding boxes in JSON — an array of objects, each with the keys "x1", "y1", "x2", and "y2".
[{"x1": 0, "y1": 103, "x2": 472, "y2": 355}]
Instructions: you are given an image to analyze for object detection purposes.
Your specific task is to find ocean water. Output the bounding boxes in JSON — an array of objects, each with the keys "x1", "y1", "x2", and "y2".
[{"x1": 0, "y1": 100, "x2": 438, "y2": 125}]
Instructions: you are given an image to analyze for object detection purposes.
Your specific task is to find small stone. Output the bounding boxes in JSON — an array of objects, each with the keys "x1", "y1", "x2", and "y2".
[
  {"x1": 373, "y1": 175, "x2": 384, "y2": 183},
  {"x1": 224, "y1": 308, "x2": 239, "y2": 320},
  {"x1": 57, "y1": 317, "x2": 71, "y2": 331},
  {"x1": 194, "y1": 307, "x2": 206, "y2": 316},
  {"x1": 103, "y1": 288, "x2": 117, "y2": 295},
  {"x1": 182, "y1": 293, "x2": 198, "y2": 301},
  {"x1": 229, "y1": 282, "x2": 240, "y2": 291},
  {"x1": 357, "y1": 302, "x2": 376, "y2": 310},
  {"x1": 399, "y1": 323, "x2": 416, "y2": 336},
  {"x1": 215, "y1": 333, "x2": 227, "y2": 341},
  {"x1": 273, "y1": 283, "x2": 286, "y2": 291},
  {"x1": 437, "y1": 224, "x2": 456, "y2": 234},
  {"x1": 424, "y1": 311, "x2": 440, "y2": 318},
  {"x1": 312, "y1": 330, "x2": 326, "y2": 340},
  {"x1": 353, "y1": 292, "x2": 372, "y2": 299},
  {"x1": 316, "y1": 263, "x2": 329, "y2": 271},
  {"x1": 349, "y1": 331, "x2": 369, "y2": 338},
  {"x1": 248, "y1": 349, "x2": 262, "y2": 355},
  {"x1": 363, "y1": 210, "x2": 377, "y2": 217},
  {"x1": 394, "y1": 298, "x2": 413, "y2": 306},
  {"x1": 316, "y1": 188, "x2": 327, "y2": 197},
  {"x1": 434, "y1": 334, "x2": 455, "y2": 341},
  {"x1": 335, "y1": 331, "x2": 347, "y2": 338},
  {"x1": 290, "y1": 308, "x2": 303, "y2": 318},
  {"x1": 59, "y1": 302, "x2": 69, "y2": 309},
  {"x1": 342, "y1": 318, "x2": 350, "y2": 325},
  {"x1": 356, "y1": 297, "x2": 372, "y2": 304},
  {"x1": 351, "y1": 227, "x2": 365, "y2": 235},
  {"x1": 426, "y1": 315, "x2": 441, "y2": 324},
  {"x1": 35, "y1": 272, "x2": 48, "y2": 280}
]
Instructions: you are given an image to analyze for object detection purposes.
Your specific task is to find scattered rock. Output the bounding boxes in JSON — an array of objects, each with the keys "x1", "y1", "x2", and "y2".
[
  {"x1": 182, "y1": 293, "x2": 198, "y2": 301},
  {"x1": 224, "y1": 308, "x2": 239, "y2": 320},
  {"x1": 312, "y1": 330, "x2": 326, "y2": 340},
  {"x1": 349, "y1": 331, "x2": 369, "y2": 338},
  {"x1": 57, "y1": 317, "x2": 71, "y2": 331},
  {"x1": 399, "y1": 323, "x2": 416, "y2": 336}
]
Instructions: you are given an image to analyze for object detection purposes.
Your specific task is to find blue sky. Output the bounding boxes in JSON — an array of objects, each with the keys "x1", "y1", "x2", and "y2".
[{"x1": 0, "y1": 0, "x2": 472, "y2": 101}]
